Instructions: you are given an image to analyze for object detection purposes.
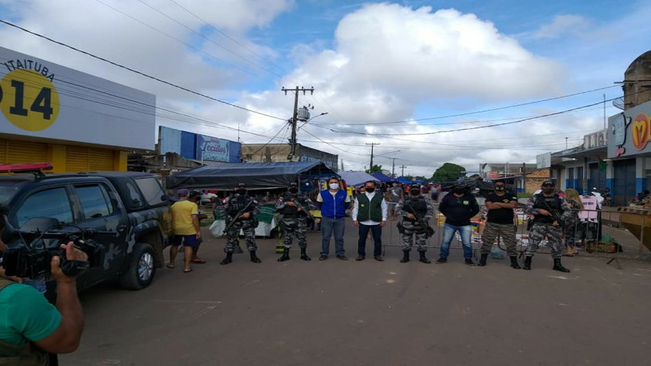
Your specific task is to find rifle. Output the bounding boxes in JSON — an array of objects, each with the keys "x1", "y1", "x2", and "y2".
[
  {"x1": 223, "y1": 198, "x2": 255, "y2": 235},
  {"x1": 406, "y1": 201, "x2": 435, "y2": 238},
  {"x1": 540, "y1": 196, "x2": 565, "y2": 228},
  {"x1": 289, "y1": 197, "x2": 314, "y2": 220}
]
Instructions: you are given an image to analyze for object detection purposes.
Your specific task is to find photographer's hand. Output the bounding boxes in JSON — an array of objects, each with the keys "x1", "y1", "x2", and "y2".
[
  {"x1": 34, "y1": 241, "x2": 86, "y2": 354},
  {"x1": 51, "y1": 242, "x2": 88, "y2": 284}
]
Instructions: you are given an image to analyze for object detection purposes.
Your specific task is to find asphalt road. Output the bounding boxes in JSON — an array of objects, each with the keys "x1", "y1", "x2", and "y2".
[{"x1": 61, "y1": 220, "x2": 651, "y2": 366}]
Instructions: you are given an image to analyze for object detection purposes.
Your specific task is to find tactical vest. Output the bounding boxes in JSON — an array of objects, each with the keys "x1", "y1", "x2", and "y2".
[
  {"x1": 0, "y1": 278, "x2": 49, "y2": 366},
  {"x1": 356, "y1": 193, "x2": 383, "y2": 222},
  {"x1": 533, "y1": 193, "x2": 561, "y2": 224},
  {"x1": 402, "y1": 197, "x2": 427, "y2": 221},
  {"x1": 228, "y1": 194, "x2": 253, "y2": 217},
  {"x1": 279, "y1": 193, "x2": 309, "y2": 217}
]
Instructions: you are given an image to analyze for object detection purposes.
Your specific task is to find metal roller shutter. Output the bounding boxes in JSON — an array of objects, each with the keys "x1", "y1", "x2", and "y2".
[
  {"x1": 66, "y1": 146, "x2": 115, "y2": 172},
  {"x1": 0, "y1": 140, "x2": 48, "y2": 164}
]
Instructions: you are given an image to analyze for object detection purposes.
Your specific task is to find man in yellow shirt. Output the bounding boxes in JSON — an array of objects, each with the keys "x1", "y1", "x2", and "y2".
[{"x1": 168, "y1": 189, "x2": 201, "y2": 273}]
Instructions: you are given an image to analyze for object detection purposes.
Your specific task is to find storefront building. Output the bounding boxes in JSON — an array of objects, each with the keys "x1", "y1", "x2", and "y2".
[{"x1": 0, "y1": 46, "x2": 155, "y2": 172}]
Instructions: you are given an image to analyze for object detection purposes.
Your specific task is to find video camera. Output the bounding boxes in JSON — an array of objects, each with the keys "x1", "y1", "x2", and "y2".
[{"x1": 1, "y1": 217, "x2": 107, "y2": 279}]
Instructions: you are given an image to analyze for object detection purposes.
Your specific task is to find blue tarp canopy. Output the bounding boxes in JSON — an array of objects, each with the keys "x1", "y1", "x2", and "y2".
[
  {"x1": 166, "y1": 161, "x2": 336, "y2": 190},
  {"x1": 338, "y1": 171, "x2": 380, "y2": 187},
  {"x1": 397, "y1": 176, "x2": 412, "y2": 184},
  {"x1": 371, "y1": 172, "x2": 396, "y2": 182}
]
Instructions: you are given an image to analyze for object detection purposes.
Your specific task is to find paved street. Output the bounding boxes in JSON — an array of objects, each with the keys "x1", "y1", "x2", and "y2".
[{"x1": 62, "y1": 220, "x2": 651, "y2": 366}]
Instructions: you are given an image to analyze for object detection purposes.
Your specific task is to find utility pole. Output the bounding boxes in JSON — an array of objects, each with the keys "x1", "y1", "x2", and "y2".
[
  {"x1": 391, "y1": 158, "x2": 398, "y2": 177},
  {"x1": 282, "y1": 86, "x2": 314, "y2": 161},
  {"x1": 366, "y1": 142, "x2": 380, "y2": 172},
  {"x1": 400, "y1": 165, "x2": 406, "y2": 176}
]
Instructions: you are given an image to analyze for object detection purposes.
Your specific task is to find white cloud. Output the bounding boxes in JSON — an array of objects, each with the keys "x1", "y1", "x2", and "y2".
[
  {"x1": 280, "y1": 3, "x2": 567, "y2": 127},
  {"x1": 534, "y1": 14, "x2": 591, "y2": 40},
  {"x1": 0, "y1": 1, "x2": 618, "y2": 177}
]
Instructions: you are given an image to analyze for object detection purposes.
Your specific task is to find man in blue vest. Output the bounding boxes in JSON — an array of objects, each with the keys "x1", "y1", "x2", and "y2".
[
  {"x1": 316, "y1": 176, "x2": 351, "y2": 261},
  {"x1": 352, "y1": 180, "x2": 387, "y2": 261}
]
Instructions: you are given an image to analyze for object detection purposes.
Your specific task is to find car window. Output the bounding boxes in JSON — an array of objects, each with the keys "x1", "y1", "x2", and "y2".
[
  {"x1": 16, "y1": 187, "x2": 73, "y2": 227},
  {"x1": 125, "y1": 182, "x2": 143, "y2": 208},
  {"x1": 134, "y1": 177, "x2": 165, "y2": 206},
  {"x1": 75, "y1": 184, "x2": 114, "y2": 219}
]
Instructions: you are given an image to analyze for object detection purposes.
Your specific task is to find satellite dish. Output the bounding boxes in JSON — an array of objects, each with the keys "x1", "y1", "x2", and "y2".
[{"x1": 613, "y1": 97, "x2": 625, "y2": 110}]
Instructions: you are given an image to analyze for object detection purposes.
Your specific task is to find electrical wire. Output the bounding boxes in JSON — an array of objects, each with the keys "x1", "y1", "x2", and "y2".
[{"x1": 0, "y1": 19, "x2": 286, "y2": 121}]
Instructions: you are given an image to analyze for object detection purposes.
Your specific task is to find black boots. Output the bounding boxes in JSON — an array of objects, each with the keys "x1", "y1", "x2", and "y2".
[
  {"x1": 220, "y1": 251, "x2": 233, "y2": 265},
  {"x1": 250, "y1": 251, "x2": 262, "y2": 263},
  {"x1": 478, "y1": 253, "x2": 488, "y2": 266},
  {"x1": 400, "y1": 250, "x2": 410, "y2": 263},
  {"x1": 277, "y1": 248, "x2": 290, "y2": 262},
  {"x1": 553, "y1": 258, "x2": 570, "y2": 273},
  {"x1": 523, "y1": 256, "x2": 532, "y2": 270},
  {"x1": 419, "y1": 251, "x2": 431, "y2": 264},
  {"x1": 300, "y1": 248, "x2": 311, "y2": 261},
  {"x1": 510, "y1": 256, "x2": 521, "y2": 269}
]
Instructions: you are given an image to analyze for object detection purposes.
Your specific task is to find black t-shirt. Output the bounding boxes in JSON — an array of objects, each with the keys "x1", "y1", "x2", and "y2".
[{"x1": 485, "y1": 192, "x2": 517, "y2": 224}]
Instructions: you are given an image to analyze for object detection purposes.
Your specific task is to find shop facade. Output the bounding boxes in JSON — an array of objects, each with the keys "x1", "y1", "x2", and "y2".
[{"x1": 0, "y1": 46, "x2": 155, "y2": 172}]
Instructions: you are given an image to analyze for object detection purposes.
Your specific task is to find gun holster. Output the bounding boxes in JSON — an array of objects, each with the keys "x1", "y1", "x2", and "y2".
[{"x1": 397, "y1": 222, "x2": 405, "y2": 234}]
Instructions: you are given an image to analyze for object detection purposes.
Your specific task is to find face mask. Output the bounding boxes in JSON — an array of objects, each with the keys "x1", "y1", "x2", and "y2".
[
  {"x1": 365, "y1": 187, "x2": 375, "y2": 193},
  {"x1": 453, "y1": 188, "x2": 465, "y2": 195},
  {"x1": 495, "y1": 186, "x2": 505, "y2": 191},
  {"x1": 289, "y1": 188, "x2": 298, "y2": 194},
  {"x1": 329, "y1": 183, "x2": 339, "y2": 190},
  {"x1": 542, "y1": 188, "x2": 554, "y2": 194},
  {"x1": 236, "y1": 189, "x2": 246, "y2": 195},
  {"x1": 410, "y1": 190, "x2": 420, "y2": 196}
]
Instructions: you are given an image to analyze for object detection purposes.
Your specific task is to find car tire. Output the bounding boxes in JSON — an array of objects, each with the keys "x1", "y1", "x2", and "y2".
[{"x1": 119, "y1": 243, "x2": 156, "y2": 290}]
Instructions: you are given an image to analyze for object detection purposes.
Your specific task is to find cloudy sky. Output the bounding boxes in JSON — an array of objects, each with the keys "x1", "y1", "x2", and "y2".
[{"x1": 1, "y1": 0, "x2": 649, "y2": 177}]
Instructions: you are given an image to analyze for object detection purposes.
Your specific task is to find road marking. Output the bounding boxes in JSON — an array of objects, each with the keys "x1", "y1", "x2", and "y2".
[
  {"x1": 194, "y1": 305, "x2": 218, "y2": 318},
  {"x1": 151, "y1": 300, "x2": 222, "y2": 304}
]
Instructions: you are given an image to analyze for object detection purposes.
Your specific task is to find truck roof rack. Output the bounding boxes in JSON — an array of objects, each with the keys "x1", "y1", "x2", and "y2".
[{"x1": 0, "y1": 162, "x2": 53, "y2": 178}]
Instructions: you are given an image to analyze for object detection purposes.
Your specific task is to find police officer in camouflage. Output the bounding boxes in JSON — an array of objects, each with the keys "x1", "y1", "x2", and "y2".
[
  {"x1": 524, "y1": 180, "x2": 571, "y2": 272},
  {"x1": 219, "y1": 183, "x2": 262, "y2": 265},
  {"x1": 395, "y1": 183, "x2": 435, "y2": 263},
  {"x1": 275, "y1": 182, "x2": 316, "y2": 262}
]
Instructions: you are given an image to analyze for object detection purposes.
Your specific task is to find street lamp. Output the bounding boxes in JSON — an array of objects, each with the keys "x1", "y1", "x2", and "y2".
[{"x1": 298, "y1": 112, "x2": 328, "y2": 130}]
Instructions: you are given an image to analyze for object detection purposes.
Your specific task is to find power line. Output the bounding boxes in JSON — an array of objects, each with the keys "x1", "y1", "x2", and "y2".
[
  {"x1": 312, "y1": 96, "x2": 623, "y2": 137},
  {"x1": 0, "y1": 19, "x2": 286, "y2": 122},
  {"x1": 166, "y1": 0, "x2": 288, "y2": 77},
  {"x1": 135, "y1": 0, "x2": 282, "y2": 78},
  {"x1": 318, "y1": 85, "x2": 620, "y2": 127}
]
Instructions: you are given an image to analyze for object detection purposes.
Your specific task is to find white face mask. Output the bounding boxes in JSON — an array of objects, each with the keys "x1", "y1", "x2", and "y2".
[{"x1": 329, "y1": 183, "x2": 339, "y2": 190}]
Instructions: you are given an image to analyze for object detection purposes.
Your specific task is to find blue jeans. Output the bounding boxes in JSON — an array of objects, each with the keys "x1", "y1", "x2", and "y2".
[
  {"x1": 321, "y1": 216, "x2": 345, "y2": 256},
  {"x1": 357, "y1": 223, "x2": 382, "y2": 256},
  {"x1": 439, "y1": 223, "x2": 473, "y2": 260}
]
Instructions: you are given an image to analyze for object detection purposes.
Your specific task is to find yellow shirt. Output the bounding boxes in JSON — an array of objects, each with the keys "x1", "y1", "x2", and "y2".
[{"x1": 171, "y1": 200, "x2": 199, "y2": 235}]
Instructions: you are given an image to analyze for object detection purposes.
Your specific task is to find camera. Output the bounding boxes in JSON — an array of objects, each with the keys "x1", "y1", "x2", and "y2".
[{"x1": 1, "y1": 217, "x2": 106, "y2": 279}]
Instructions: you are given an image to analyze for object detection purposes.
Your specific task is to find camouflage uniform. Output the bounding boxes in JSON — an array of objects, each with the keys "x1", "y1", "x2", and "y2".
[
  {"x1": 563, "y1": 199, "x2": 581, "y2": 249},
  {"x1": 525, "y1": 193, "x2": 570, "y2": 259},
  {"x1": 220, "y1": 193, "x2": 261, "y2": 253},
  {"x1": 395, "y1": 195, "x2": 435, "y2": 252},
  {"x1": 276, "y1": 191, "x2": 316, "y2": 249}
]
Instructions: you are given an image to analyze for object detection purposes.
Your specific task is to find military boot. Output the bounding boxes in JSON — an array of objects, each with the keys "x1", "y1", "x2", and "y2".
[
  {"x1": 250, "y1": 251, "x2": 262, "y2": 263},
  {"x1": 418, "y1": 251, "x2": 431, "y2": 264},
  {"x1": 400, "y1": 250, "x2": 410, "y2": 263},
  {"x1": 553, "y1": 258, "x2": 570, "y2": 273},
  {"x1": 300, "y1": 248, "x2": 311, "y2": 261},
  {"x1": 220, "y1": 252, "x2": 233, "y2": 265},
  {"x1": 478, "y1": 253, "x2": 488, "y2": 267},
  {"x1": 510, "y1": 256, "x2": 521, "y2": 269},
  {"x1": 523, "y1": 256, "x2": 532, "y2": 270},
  {"x1": 277, "y1": 248, "x2": 290, "y2": 262}
]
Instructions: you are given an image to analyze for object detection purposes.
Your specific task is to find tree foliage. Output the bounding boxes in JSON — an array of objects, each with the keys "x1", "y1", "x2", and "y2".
[
  {"x1": 365, "y1": 164, "x2": 383, "y2": 174},
  {"x1": 431, "y1": 163, "x2": 466, "y2": 182}
]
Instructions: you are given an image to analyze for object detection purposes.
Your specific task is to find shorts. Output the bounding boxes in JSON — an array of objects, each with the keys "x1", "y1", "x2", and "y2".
[{"x1": 173, "y1": 234, "x2": 199, "y2": 248}]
